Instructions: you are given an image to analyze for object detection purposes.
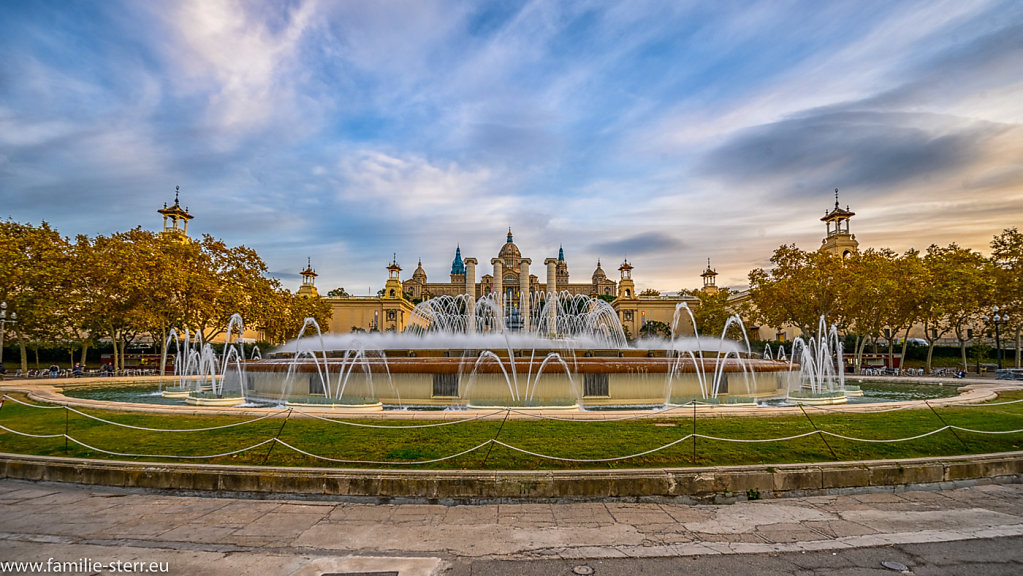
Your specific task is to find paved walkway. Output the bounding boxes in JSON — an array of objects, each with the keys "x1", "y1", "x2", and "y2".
[{"x1": 1, "y1": 479, "x2": 1022, "y2": 574}]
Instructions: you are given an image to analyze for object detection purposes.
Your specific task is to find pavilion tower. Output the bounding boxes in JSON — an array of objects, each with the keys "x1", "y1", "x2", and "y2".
[
  {"x1": 297, "y1": 258, "x2": 319, "y2": 298},
  {"x1": 158, "y1": 186, "x2": 193, "y2": 241},
  {"x1": 821, "y1": 188, "x2": 858, "y2": 258},
  {"x1": 700, "y1": 258, "x2": 719, "y2": 294}
]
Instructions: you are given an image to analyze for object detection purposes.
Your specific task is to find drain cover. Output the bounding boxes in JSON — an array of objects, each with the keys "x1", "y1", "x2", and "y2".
[
  {"x1": 572, "y1": 566, "x2": 595, "y2": 575},
  {"x1": 881, "y1": 560, "x2": 909, "y2": 571}
]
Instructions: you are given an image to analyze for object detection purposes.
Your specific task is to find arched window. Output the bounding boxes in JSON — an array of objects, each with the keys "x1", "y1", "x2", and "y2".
[{"x1": 389, "y1": 289, "x2": 396, "y2": 298}]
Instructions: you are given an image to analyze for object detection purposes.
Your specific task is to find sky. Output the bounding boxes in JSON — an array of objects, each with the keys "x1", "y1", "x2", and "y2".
[{"x1": 2, "y1": 0, "x2": 1022, "y2": 295}]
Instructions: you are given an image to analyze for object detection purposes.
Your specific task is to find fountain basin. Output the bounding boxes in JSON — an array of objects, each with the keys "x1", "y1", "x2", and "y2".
[{"x1": 242, "y1": 353, "x2": 802, "y2": 408}]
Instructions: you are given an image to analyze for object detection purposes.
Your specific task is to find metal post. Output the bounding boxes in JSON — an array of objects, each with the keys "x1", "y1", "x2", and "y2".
[{"x1": 995, "y1": 319, "x2": 1002, "y2": 370}]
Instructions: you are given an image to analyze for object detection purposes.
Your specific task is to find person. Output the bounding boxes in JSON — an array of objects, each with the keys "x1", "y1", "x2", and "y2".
[
  {"x1": 0, "y1": 364, "x2": 6, "y2": 381},
  {"x1": 49, "y1": 364, "x2": 59, "y2": 378},
  {"x1": 102, "y1": 362, "x2": 113, "y2": 376},
  {"x1": 72, "y1": 362, "x2": 83, "y2": 378}
]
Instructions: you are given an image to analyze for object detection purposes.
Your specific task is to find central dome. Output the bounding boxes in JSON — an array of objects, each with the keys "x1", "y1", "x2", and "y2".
[{"x1": 499, "y1": 227, "x2": 521, "y2": 264}]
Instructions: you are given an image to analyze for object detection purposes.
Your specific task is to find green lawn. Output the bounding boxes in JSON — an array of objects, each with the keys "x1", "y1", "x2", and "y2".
[{"x1": 1, "y1": 392, "x2": 1021, "y2": 470}]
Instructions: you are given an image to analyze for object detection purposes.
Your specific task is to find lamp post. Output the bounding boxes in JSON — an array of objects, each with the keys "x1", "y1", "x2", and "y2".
[
  {"x1": 0, "y1": 301, "x2": 16, "y2": 365},
  {"x1": 984, "y1": 306, "x2": 1009, "y2": 370}
]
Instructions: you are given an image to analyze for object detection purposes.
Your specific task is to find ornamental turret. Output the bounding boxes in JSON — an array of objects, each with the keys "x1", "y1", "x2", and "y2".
[
  {"x1": 821, "y1": 188, "x2": 859, "y2": 258},
  {"x1": 297, "y1": 257, "x2": 319, "y2": 298},
  {"x1": 158, "y1": 185, "x2": 193, "y2": 241},
  {"x1": 700, "y1": 258, "x2": 719, "y2": 295}
]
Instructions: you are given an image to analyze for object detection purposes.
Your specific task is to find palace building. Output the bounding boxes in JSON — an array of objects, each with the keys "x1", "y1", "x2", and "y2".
[{"x1": 157, "y1": 186, "x2": 859, "y2": 341}]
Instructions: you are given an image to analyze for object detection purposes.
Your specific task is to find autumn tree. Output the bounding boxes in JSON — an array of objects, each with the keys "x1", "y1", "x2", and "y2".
[
  {"x1": 257, "y1": 290, "x2": 333, "y2": 345},
  {"x1": 679, "y1": 288, "x2": 742, "y2": 339},
  {"x1": 0, "y1": 220, "x2": 75, "y2": 372},
  {"x1": 747, "y1": 245, "x2": 848, "y2": 335},
  {"x1": 990, "y1": 228, "x2": 1023, "y2": 368}
]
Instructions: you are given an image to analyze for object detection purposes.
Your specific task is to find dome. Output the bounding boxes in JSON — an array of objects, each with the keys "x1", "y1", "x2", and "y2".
[
  {"x1": 413, "y1": 259, "x2": 427, "y2": 282},
  {"x1": 498, "y1": 228, "x2": 521, "y2": 263},
  {"x1": 592, "y1": 260, "x2": 606, "y2": 282}
]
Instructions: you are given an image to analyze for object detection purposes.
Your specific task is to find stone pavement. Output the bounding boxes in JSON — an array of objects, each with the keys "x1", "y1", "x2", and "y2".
[{"x1": 1, "y1": 479, "x2": 1023, "y2": 575}]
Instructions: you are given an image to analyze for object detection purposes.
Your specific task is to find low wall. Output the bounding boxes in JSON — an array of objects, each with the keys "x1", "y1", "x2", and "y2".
[{"x1": 1, "y1": 451, "x2": 1020, "y2": 503}]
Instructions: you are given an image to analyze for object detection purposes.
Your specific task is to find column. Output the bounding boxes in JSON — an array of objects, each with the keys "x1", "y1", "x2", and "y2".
[
  {"x1": 519, "y1": 258, "x2": 531, "y2": 332},
  {"x1": 464, "y1": 257, "x2": 477, "y2": 333},
  {"x1": 491, "y1": 258, "x2": 504, "y2": 324},
  {"x1": 545, "y1": 257, "x2": 559, "y2": 336}
]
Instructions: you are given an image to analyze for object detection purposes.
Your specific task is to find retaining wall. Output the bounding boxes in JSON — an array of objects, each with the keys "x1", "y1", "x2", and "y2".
[{"x1": 1, "y1": 451, "x2": 1020, "y2": 503}]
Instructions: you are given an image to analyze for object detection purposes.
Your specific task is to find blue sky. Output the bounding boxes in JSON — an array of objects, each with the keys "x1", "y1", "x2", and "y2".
[{"x1": 2, "y1": 0, "x2": 1022, "y2": 295}]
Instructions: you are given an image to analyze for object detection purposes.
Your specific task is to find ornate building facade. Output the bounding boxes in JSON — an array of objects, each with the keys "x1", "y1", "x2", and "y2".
[
  {"x1": 401, "y1": 229, "x2": 618, "y2": 304},
  {"x1": 303, "y1": 192, "x2": 861, "y2": 338}
]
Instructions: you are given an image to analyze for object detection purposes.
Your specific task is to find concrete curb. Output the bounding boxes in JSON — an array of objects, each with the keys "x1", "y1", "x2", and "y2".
[{"x1": 1, "y1": 451, "x2": 1021, "y2": 503}]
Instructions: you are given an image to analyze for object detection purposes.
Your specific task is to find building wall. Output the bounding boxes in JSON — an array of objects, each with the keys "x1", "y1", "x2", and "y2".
[{"x1": 325, "y1": 297, "x2": 415, "y2": 333}]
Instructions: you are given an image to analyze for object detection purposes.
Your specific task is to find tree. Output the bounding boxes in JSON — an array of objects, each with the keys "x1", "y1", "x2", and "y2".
[
  {"x1": 326, "y1": 287, "x2": 350, "y2": 298},
  {"x1": 0, "y1": 220, "x2": 75, "y2": 372},
  {"x1": 679, "y1": 288, "x2": 740, "y2": 338},
  {"x1": 638, "y1": 320, "x2": 670, "y2": 339},
  {"x1": 748, "y1": 245, "x2": 847, "y2": 335},
  {"x1": 638, "y1": 288, "x2": 660, "y2": 297},
  {"x1": 257, "y1": 290, "x2": 333, "y2": 345},
  {"x1": 991, "y1": 228, "x2": 1023, "y2": 368},
  {"x1": 929, "y1": 244, "x2": 997, "y2": 371}
]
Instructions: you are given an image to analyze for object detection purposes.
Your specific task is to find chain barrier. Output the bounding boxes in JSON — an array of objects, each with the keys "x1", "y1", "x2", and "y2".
[
  {"x1": 291, "y1": 407, "x2": 509, "y2": 428},
  {"x1": 2, "y1": 393, "x2": 1022, "y2": 465}
]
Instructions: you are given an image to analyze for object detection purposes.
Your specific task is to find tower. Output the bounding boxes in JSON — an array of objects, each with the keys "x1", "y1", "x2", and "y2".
[
  {"x1": 617, "y1": 259, "x2": 635, "y2": 300},
  {"x1": 158, "y1": 185, "x2": 193, "y2": 241},
  {"x1": 450, "y1": 245, "x2": 465, "y2": 283},
  {"x1": 700, "y1": 258, "x2": 719, "y2": 294},
  {"x1": 384, "y1": 254, "x2": 403, "y2": 300},
  {"x1": 556, "y1": 245, "x2": 569, "y2": 286},
  {"x1": 820, "y1": 188, "x2": 858, "y2": 258},
  {"x1": 297, "y1": 257, "x2": 319, "y2": 298}
]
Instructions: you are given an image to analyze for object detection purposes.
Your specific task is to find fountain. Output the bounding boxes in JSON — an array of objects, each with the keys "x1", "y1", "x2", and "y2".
[{"x1": 226, "y1": 294, "x2": 837, "y2": 409}]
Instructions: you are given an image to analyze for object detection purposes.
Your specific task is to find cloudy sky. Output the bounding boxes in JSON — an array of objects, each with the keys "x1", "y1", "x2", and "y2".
[{"x1": 2, "y1": 0, "x2": 1022, "y2": 295}]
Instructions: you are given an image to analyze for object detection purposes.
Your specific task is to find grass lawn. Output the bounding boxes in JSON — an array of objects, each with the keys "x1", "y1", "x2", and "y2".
[{"x1": 1, "y1": 391, "x2": 1021, "y2": 470}]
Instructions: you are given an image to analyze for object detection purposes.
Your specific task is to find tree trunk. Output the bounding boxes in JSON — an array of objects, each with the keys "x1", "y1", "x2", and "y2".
[
  {"x1": 1016, "y1": 326, "x2": 1021, "y2": 369},
  {"x1": 19, "y1": 339, "x2": 27, "y2": 374},
  {"x1": 110, "y1": 327, "x2": 119, "y2": 371},
  {"x1": 80, "y1": 341, "x2": 89, "y2": 368},
  {"x1": 856, "y1": 336, "x2": 869, "y2": 373},
  {"x1": 926, "y1": 343, "x2": 935, "y2": 373},
  {"x1": 852, "y1": 334, "x2": 861, "y2": 373},
  {"x1": 899, "y1": 327, "x2": 911, "y2": 374}
]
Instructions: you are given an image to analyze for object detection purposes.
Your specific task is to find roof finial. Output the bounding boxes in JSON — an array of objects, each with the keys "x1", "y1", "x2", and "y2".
[
  {"x1": 392, "y1": 252, "x2": 397, "y2": 266},
  {"x1": 307, "y1": 256, "x2": 311, "y2": 268},
  {"x1": 707, "y1": 257, "x2": 712, "y2": 269},
  {"x1": 175, "y1": 185, "x2": 180, "y2": 205},
  {"x1": 834, "y1": 187, "x2": 840, "y2": 209},
  {"x1": 507, "y1": 227, "x2": 513, "y2": 242}
]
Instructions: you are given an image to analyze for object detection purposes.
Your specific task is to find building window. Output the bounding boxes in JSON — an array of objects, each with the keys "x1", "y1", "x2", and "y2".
[
  {"x1": 583, "y1": 373, "x2": 609, "y2": 397},
  {"x1": 432, "y1": 373, "x2": 459, "y2": 397}
]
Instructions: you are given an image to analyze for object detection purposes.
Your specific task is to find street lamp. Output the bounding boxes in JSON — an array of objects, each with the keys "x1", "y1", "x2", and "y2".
[
  {"x1": 0, "y1": 301, "x2": 16, "y2": 365},
  {"x1": 983, "y1": 306, "x2": 1010, "y2": 370}
]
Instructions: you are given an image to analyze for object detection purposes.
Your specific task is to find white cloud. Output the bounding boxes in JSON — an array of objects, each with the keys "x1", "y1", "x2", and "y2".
[{"x1": 159, "y1": 0, "x2": 317, "y2": 136}]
